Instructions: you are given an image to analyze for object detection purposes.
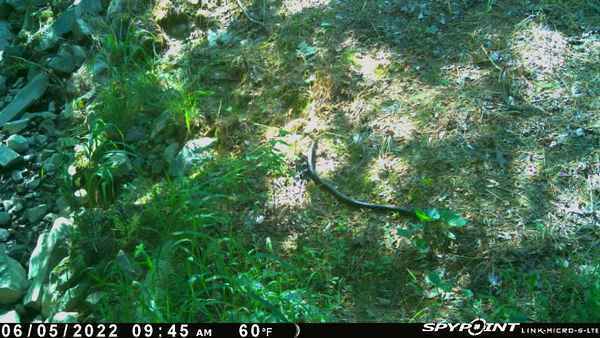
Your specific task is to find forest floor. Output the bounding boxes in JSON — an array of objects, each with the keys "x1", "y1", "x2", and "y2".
[{"x1": 57, "y1": 0, "x2": 599, "y2": 322}]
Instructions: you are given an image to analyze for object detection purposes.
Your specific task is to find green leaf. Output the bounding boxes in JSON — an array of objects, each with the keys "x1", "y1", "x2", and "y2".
[
  {"x1": 426, "y1": 208, "x2": 440, "y2": 220},
  {"x1": 396, "y1": 227, "x2": 412, "y2": 237},
  {"x1": 415, "y1": 209, "x2": 432, "y2": 222},
  {"x1": 414, "y1": 239, "x2": 430, "y2": 253},
  {"x1": 446, "y1": 231, "x2": 456, "y2": 240},
  {"x1": 447, "y1": 215, "x2": 468, "y2": 227}
]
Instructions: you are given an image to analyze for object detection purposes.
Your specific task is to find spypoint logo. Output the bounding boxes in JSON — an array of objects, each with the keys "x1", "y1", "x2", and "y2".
[{"x1": 422, "y1": 318, "x2": 519, "y2": 336}]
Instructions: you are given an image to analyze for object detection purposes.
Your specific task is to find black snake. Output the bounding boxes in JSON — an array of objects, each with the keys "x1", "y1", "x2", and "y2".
[{"x1": 307, "y1": 139, "x2": 416, "y2": 217}]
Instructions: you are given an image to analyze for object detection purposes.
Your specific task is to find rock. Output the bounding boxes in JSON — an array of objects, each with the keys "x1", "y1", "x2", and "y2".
[
  {"x1": 0, "y1": 73, "x2": 49, "y2": 126},
  {"x1": 39, "y1": 0, "x2": 103, "y2": 50},
  {"x1": 105, "y1": 151, "x2": 132, "y2": 178},
  {"x1": 151, "y1": 111, "x2": 176, "y2": 139},
  {"x1": 46, "y1": 312, "x2": 78, "y2": 323},
  {"x1": 0, "y1": 2, "x2": 11, "y2": 19},
  {"x1": 0, "y1": 309, "x2": 19, "y2": 323},
  {"x1": 69, "y1": 45, "x2": 87, "y2": 66},
  {"x1": 48, "y1": 49, "x2": 76, "y2": 74},
  {"x1": 24, "y1": 204, "x2": 48, "y2": 224},
  {"x1": 0, "y1": 20, "x2": 12, "y2": 51},
  {"x1": 0, "y1": 75, "x2": 6, "y2": 96},
  {"x1": 125, "y1": 126, "x2": 145, "y2": 142},
  {"x1": 0, "y1": 212, "x2": 9, "y2": 226},
  {"x1": 2, "y1": 118, "x2": 30, "y2": 134},
  {"x1": 10, "y1": 169, "x2": 22, "y2": 182},
  {"x1": 170, "y1": 138, "x2": 217, "y2": 177},
  {"x1": 83, "y1": 291, "x2": 104, "y2": 308},
  {"x1": 107, "y1": 0, "x2": 125, "y2": 18},
  {"x1": 7, "y1": 201, "x2": 22, "y2": 215},
  {"x1": 24, "y1": 217, "x2": 74, "y2": 310},
  {"x1": 0, "y1": 228, "x2": 8, "y2": 241},
  {"x1": 41, "y1": 256, "x2": 87, "y2": 317},
  {"x1": 0, "y1": 146, "x2": 20, "y2": 168},
  {"x1": 0, "y1": 253, "x2": 28, "y2": 304},
  {"x1": 5, "y1": 134, "x2": 28, "y2": 153}
]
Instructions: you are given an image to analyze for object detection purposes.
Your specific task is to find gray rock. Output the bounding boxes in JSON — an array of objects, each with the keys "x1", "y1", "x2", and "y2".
[
  {"x1": 24, "y1": 217, "x2": 74, "y2": 310},
  {"x1": 104, "y1": 151, "x2": 132, "y2": 178},
  {"x1": 0, "y1": 2, "x2": 11, "y2": 19},
  {"x1": 24, "y1": 204, "x2": 48, "y2": 224},
  {"x1": 0, "y1": 228, "x2": 8, "y2": 241},
  {"x1": 0, "y1": 309, "x2": 19, "y2": 323},
  {"x1": 42, "y1": 256, "x2": 86, "y2": 317},
  {"x1": 10, "y1": 169, "x2": 21, "y2": 182},
  {"x1": 46, "y1": 312, "x2": 78, "y2": 323},
  {"x1": 6, "y1": 134, "x2": 28, "y2": 153},
  {"x1": 72, "y1": 18, "x2": 93, "y2": 40},
  {"x1": 23, "y1": 111, "x2": 56, "y2": 120},
  {"x1": 0, "y1": 20, "x2": 12, "y2": 51},
  {"x1": 0, "y1": 211, "x2": 9, "y2": 226},
  {"x1": 163, "y1": 142, "x2": 178, "y2": 162},
  {"x1": 151, "y1": 111, "x2": 176, "y2": 139},
  {"x1": 39, "y1": 0, "x2": 102, "y2": 50},
  {"x1": 7, "y1": 201, "x2": 22, "y2": 215},
  {"x1": 0, "y1": 253, "x2": 28, "y2": 304},
  {"x1": 125, "y1": 126, "x2": 145, "y2": 142},
  {"x1": 0, "y1": 75, "x2": 6, "y2": 96},
  {"x1": 1, "y1": 199, "x2": 13, "y2": 211},
  {"x1": 2, "y1": 118, "x2": 30, "y2": 134},
  {"x1": 0, "y1": 146, "x2": 20, "y2": 168},
  {"x1": 107, "y1": 0, "x2": 125, "y2": 18},
  {"x1": 48, "y1": 48, "x2": 76, "y2": 74},
  {"x1": 0, "y1": 73, "x2": 49, "y2": 126},
  {"x1": 69, "y1": 45, "x2": 87, "y2": 66},
  {"x1": 170, "y1": 138, "x2": 217, "y2": 177}
]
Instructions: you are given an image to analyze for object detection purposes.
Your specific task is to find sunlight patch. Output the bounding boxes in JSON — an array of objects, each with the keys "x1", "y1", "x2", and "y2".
[
  {"x1": 268, "y1": 176, "x2": 309, "y2": 209},
  {"x1": 512, "y1": 23, "x2": 568, "y2": 79},
  {"x1": 352, "y1": 51, "x2": 391, "y2": 83},
  {"x1": 370, "y1": 114, "x2": 416, "y2": 142},
  {"x1": 282, "y1": 0, "x2": 331, "y2": 15}
]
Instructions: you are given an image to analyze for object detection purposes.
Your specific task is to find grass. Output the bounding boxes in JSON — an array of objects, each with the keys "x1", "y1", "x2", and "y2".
[{"x1": 51, "y1": 0, "x2": 600, "y2": 323}]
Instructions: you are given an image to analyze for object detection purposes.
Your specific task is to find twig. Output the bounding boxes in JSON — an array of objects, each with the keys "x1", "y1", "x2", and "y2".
[{"x1": 234, "y1": 0, "x2": 266, "y2": 29}]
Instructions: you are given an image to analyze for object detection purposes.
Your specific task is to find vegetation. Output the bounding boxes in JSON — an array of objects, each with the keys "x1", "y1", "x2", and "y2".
[{"x1": 54, "y1": 0, "x2": 599, "y2": 322}]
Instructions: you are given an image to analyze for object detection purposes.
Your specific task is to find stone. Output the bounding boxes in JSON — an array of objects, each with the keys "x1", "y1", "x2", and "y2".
[
  {"x1": 2, "y1": 118, "x2": 30, "y2": 134},
  {"x1": 0, "y1": 309, "x2": 19, "y2": 323},
  {"x1": 125, "y1": 126, "x2": 145, "y2": 142},
  {"x1": 69, "y1": 45, "x2": 87, "y2": 66},
  {"x1": 24, "y1": 204, "x2": 48, "y2": 224},
  {"x1": 170, "y1": 137, "x2": 217, "y2": 177},
  {"x1": 0, "y1": 2, "x2": 11, "y2": 19},
  {"x1": 0, "y1": 73, "x2": 49, "y2": 126},
  {"x1": 7, "y1": 201, "x2": 22, "y2": 215},
  {"x1": 107, "y1": 0, "x2": 125, "y2": 18},
  {"x1": 105, "y1": 152, "x2": 132, "y2": 178},
  {"x1": 46, "y1": 312, "x2": 78, "y2": 323},
  {"x1": 0, "y1": 228, "x2": 8, "y2": 241},
  {"x1": 0, "y1": 75, "x2": 6, "y2": 96},
  {"x1": 48, "y1": 48, "x2": 76, "y2": 74},
  {"x1": 6, "y1": 134, "x2": 28, "y2": 153},
  {"x1": 0, "y1": 212, "x2": 9, "y2": 226},
  {"x1": 24, "y1": 217, "x2": 74, "y2": 310},
  {"x1": 0, "y1": 253, "x2": 28, "y2": 304},
  {"x1": 41, "y1": 256, "x2": 87, "y2": 317},
  {"x1": 38, "y1": 0, "x2": 102, "y2": 50},
  {"x1": 0, "y1": 146, "x2": 20, "y2": 168},
  {"x1": 0, "y1": 20, "x2": 12, "y2": 51}
]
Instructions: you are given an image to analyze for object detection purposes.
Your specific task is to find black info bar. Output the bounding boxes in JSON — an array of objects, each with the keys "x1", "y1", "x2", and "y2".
[{"x1": 0, "y1": 322, "x2": 598, "y2": 338}]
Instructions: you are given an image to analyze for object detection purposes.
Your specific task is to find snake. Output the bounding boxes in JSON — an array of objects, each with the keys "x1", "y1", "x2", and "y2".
[{"x1": 307, "y1": 139, "x2": 416, "y2": 217}]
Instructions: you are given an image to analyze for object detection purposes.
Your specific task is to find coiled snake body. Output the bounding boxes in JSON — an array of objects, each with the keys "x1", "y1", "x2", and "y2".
[{"x1": 307, "y1": 139, "x2": 416, "y2": 217}]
